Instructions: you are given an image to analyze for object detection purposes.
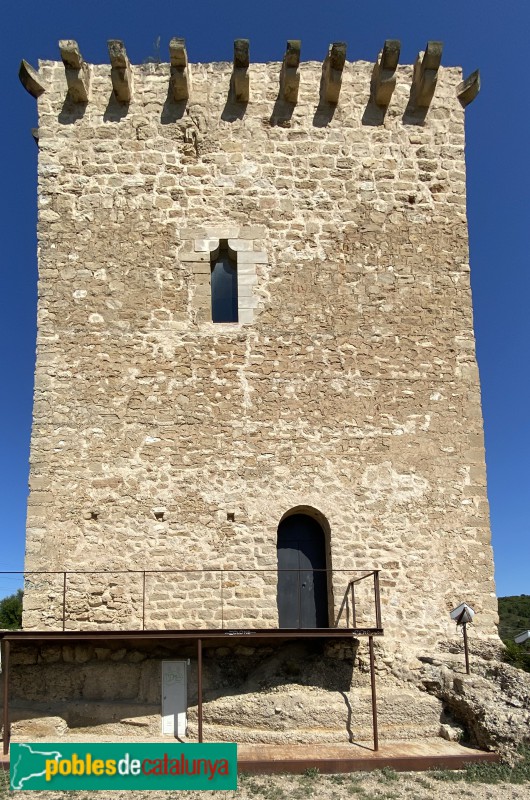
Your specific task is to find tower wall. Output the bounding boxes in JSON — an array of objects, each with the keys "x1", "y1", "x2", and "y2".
[{"x1": 23, "y1": 53, "x2": 497, "y2": 648}]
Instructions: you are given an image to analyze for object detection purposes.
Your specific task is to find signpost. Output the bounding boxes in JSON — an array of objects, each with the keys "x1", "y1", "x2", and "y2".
[{"x1": 450, "y1": 603, "x2": 475, "y2": 675}]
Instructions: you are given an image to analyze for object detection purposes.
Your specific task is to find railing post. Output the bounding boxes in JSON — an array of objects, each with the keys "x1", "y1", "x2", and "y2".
[
  {"x1": 351, "y1": 581, "x2": 357, "y2": 628},
  {"x1": 142, "y1": 571, "x2": 146, "y2": 631},
  {"x1": 220, "y1": 574, "x2": 224, "y2": 630},
  {"x1": 373, "y1": 570, "x2": 382, "y2": 629},
  {"x1": 62, "y1": 572, "x2": 67, "y2": 631}
]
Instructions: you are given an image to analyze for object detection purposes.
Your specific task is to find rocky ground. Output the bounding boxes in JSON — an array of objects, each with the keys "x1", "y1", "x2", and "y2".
[
  {"x1": 1, "y1": 766, "x2": 530, "y2": 799},
  {"x1": 2, "y1": 640, "x2": 529, "y2": 798},
  {"x1": 3, "y1": 739, "x2": 530, "y2": 800}
]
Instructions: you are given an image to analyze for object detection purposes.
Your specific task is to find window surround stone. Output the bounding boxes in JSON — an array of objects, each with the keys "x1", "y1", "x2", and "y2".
[{"x1": 181, "y1": 227, "x2": 267, "y2": 325}]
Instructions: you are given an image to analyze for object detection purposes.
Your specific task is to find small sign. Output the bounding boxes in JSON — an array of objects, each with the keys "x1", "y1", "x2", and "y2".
[{"x1": 450, "y1": 602, "x2": 475, "y2": 625}]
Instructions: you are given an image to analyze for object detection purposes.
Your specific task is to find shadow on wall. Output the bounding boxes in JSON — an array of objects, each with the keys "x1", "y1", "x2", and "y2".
[
  {"x1": 103, "y1": 94, "x2": 130, "y2": 123},
  {"x1": 203, "y1": 640, "x2": 358, "y2": 703},
  {"x1": 6, "y1": 640, "x2": 358, "y2": 730},
  {"x1": 58, "y1": 97, "x2": 88, "y2": 124}
]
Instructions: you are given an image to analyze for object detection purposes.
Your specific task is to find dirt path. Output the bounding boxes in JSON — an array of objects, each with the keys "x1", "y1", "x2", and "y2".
[{"x1": 2, "y1": 767, "x2": 529, "y2": 799}]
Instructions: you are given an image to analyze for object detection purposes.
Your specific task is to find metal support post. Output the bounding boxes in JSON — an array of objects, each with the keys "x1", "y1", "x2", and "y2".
[
  {"x1": 197, "y1": 638, "x2": 203, "y2": 743},
  {"x1": 62, "y1": 572, "x2": 67, "y2": 631},
  {"x1": 2, "y1": 639, "x2": 10, "y2": 755},
  {"x1": 368, "y1": 635, "x2": 379, "y2": 752}
]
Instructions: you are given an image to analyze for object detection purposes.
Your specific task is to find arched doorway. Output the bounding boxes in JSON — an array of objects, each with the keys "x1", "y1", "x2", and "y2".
[{"x1": 276, "y1": 513, "x2": 329, "y2": 628}]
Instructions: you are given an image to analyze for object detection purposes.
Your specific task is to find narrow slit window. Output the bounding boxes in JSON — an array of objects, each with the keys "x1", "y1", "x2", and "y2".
[{"x1": 211, "y1": 248, "x2": 238, "y2": 322}]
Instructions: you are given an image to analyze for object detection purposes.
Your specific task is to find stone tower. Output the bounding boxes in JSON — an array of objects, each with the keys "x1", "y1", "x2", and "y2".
[{"x1": 18, "y1": 38, "x2": 497, "y2": 714}]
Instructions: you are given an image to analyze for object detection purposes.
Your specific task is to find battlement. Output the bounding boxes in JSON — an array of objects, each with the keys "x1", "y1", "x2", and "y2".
[{"x1": 20, "y1": 38, "x2": 479, "y2": 124}]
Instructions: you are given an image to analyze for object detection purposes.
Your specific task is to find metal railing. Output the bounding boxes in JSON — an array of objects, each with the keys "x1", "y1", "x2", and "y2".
[{"x1": 1, "y1": 569, "x2": 382, "y2": 633}]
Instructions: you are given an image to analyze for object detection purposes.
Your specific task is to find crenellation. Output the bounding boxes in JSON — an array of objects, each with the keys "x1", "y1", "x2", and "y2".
[
  {"x1": 169, "y1": 37, "x2": 190, "y2": 102},
  {"x1": 457, "y1": 69, "x2": 481, "y2": 107},
  {"x1": 279, "y1": 40, "x2": 302, "y2": 103},
  {"x1": 19, "y1": 59, "x2": 46, "y2": 98},
  {"x1": 231, "y1": 39, "x2": 250, "y2": 103},
  {"x1": 321, "y1": 42, "x2": 347, "y2": 103},
  {"x1": 59, "y1": 39, "x2": 90, "y2": 103},
  {"x1": 108, "y1": 39, "x2": 133, "y2": 103},
  {"x1": 411, "y1": 41, "x2": 444, "y2": 110},
  {"x1": 371, "y1": 39, "x2": 400, "y2": 107}
]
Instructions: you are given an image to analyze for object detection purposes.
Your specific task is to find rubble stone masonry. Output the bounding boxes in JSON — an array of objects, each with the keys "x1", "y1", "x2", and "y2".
[{"x1": 22, "y1": 46, "x2": 498, "y2": 651}]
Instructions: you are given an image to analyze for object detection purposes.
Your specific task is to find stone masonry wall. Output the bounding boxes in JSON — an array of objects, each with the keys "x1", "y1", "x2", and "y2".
[{"x1": 23, "y1": 52, "x2": 498, "y2": 650}]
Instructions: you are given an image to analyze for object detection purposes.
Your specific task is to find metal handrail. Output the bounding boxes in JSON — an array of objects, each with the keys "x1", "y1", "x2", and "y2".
[{"x1": 1, "y1": 568, "x2": 382, "y2": 634}]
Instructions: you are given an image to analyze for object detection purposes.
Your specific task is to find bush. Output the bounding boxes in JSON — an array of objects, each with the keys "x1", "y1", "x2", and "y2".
[
  {"x1": 503, "y1": 640, "x2": 530, "y2": 673},
  {"x1": 0, "y1": 589, "x2": 23, "y2": 629}
]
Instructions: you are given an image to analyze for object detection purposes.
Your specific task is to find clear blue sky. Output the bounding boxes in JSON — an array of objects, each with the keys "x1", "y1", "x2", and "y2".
[{"x1": 1, "y1": 1, "x2": 528, "y2": 600}]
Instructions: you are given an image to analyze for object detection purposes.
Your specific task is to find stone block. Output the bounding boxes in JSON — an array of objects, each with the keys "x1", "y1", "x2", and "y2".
[
  {"x1": 179, "y1": 252, "x2": 210, "y2": 263},
  {"x1": 194, "y1": 239, "x2": 219, "y2": 252},
  {"x1": 228, "y1": 239, "x2": 253, "y2": 251},
  {"x1": 237, "y1": 251, "x2": 268, "y2": 264},
  {"x1": 238, "y1": 309, "x2": 255, "y2": 324}
]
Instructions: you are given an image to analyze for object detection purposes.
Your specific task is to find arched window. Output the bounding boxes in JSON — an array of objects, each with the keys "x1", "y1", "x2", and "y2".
[{"x1": 211, "y1": 247, "x2": 238, "y2": 322}]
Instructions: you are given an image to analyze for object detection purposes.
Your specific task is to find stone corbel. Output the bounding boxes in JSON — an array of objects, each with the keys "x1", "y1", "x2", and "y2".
[
  {"x1": 59, "y1": 40, "x2": 90, "y2": 103},
  {"x1": 108, "y1": 39, "x2": 132, "y2": 103},
  {"x1": 231, "y1": 39, "x2": 249, "y2": 103},
  {"x1": 321, "y1": 42, "x2": 346, "y2": 103},
  {"x1": 280, "y1": 40, "x2": 301, "y2": 103},
  {"x1": 457, "y1": 70, "x2": 480, "y2": 107},
  {"x1": 411, "y1": 41, "x2": 443, "y2": 109},
  {"x1": 371, "y1": 39, "x2": 400, "y2": 107},
  {"x1": 169, "y1": 37, "x2": 190, "y2": 102},
  {"x1": 19, "y1": 60, "x2": 46, "y2": 98}
]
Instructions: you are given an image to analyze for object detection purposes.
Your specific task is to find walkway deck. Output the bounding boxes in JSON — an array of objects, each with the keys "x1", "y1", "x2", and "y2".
[
  {"x1": 237, "y1": 740, "x2": 500, "y2": 774},
  {"x1": 0, "y1": 738, "x2": 499, "y2": 775}
]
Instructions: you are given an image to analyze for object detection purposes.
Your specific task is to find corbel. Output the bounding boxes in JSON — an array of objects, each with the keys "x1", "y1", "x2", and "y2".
[
  {"x1": 108, "y1": 39, "x2": 132, "y2": 103},
  {"x1": 280, "y1": 40, "x2": 301, "y2": 103},
  {"x1": 169, "y1": 37, "x2": 190, "y2": 102},
  {"x1": 411, "y1": 41, "x2": 443, "y2": 109},
  {"x1": 231, "y1": 38, "x2": 249, "y2": 103},
  {"x1": 371, "y1": 39, "x2": 400, "y2": 107},
  {"x1": 321, "y1": 42, "x2": 346, "y2": 103},
  {"x1": 59, "y1": 39, "x2": 90, "y2": 103},
  {"x1": 457, "y1": 69, "x2": 480, "y2": 107},
  {"x1": 19, "y1": 60, "x2": 46, "y2": 98}
]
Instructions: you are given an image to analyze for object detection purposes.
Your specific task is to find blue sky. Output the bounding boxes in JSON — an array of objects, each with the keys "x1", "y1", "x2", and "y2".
[{"x1": 0, "y1": 1, "x2": 528, "y2": 601}]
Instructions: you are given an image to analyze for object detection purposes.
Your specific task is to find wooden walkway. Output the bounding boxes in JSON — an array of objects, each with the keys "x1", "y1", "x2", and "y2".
[
  {"x1": 237, "y1": 740, "x2": 500, "y2": 774},
  {"x1": 1, "y1": 739, "x2": 499, "y2": 775}
]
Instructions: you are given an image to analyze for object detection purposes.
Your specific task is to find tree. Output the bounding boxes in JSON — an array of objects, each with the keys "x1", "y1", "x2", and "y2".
[{"x1": 0, "y1": 589, "x2": 23, "y2": 629}]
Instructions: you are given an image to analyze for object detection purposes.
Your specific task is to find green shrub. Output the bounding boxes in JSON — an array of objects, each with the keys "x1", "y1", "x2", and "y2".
[{"x1": 0, "y1": 589, "x2": 23, "y2": 629}]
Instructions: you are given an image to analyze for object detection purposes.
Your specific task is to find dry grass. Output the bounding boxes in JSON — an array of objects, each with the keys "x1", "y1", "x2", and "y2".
[{"x1": 2, "y1": 758, "x2": 530, "y2": 800}]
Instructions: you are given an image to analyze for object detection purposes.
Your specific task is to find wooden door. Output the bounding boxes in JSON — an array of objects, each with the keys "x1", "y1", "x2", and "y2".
[{"x1": 276, "y1": 514, "x2": 328, "y2": 628}]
